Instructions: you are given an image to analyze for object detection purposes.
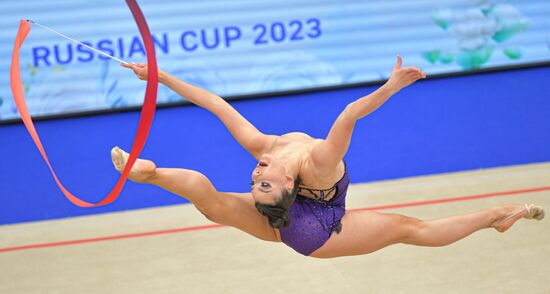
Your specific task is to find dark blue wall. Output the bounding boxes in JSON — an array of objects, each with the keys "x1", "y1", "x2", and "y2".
[{"x1": 1, "y1": 66, "x2": 549, "y2": 225}]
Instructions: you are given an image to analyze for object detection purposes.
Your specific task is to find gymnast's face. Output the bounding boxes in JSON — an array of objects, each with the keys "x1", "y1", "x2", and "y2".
[{"x1": 250, "y1": 154, "x2": 294, "y2": 205}]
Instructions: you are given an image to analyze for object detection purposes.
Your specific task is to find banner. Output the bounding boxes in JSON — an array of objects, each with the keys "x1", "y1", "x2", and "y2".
[{"x1": 1, "y1": 0, "x2": 549, "y2": 121}]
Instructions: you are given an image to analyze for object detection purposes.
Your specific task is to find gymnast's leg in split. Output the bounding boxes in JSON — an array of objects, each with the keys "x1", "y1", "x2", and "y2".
[
  {"x1": 310, "y1": 204, "x2": 543, "y2": 258},
  {"x1": 111, "y1": 148, "x2": 281, "y2": 242}
]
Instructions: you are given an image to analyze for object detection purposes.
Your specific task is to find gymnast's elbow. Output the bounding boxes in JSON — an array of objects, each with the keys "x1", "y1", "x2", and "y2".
[{"x1": 340, "y1": 102, "x2": 361, "y2": 124}]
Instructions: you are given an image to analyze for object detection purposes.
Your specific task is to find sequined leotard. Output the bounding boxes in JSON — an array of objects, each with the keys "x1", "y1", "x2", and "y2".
[{"x1": 279, "y1": 165, "x2": 350, "y2": 256}]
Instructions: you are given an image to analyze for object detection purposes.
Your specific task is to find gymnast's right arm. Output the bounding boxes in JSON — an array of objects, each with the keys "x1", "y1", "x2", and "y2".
[{"x1": 122, "y1": 63, "x2": 274, "y2": 158}]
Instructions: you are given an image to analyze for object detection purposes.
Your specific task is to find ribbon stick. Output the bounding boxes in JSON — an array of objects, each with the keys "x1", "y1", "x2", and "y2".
[
  {"x1": 27, "y1": 19, "x2": 130, "y2": 64},
  {"x1": 9, "y1": 0, "x2": 158, "y2": 207}
]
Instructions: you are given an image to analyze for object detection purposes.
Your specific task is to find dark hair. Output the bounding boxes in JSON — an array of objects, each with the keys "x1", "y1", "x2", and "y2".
[{"x1": 255, "y1": 177, "x2": 301, "y2": 229}]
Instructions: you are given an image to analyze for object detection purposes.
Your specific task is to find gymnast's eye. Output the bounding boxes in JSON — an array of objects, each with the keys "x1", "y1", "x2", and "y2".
[{"x1": 261, "y1": 182, "x2": 271, "y2": 189}]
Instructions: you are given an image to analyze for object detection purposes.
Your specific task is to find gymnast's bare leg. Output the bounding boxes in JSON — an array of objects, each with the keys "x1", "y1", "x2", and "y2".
[
  {"x1": 111, "y1": 147, "x2": 280, "y2": 242},
  {"x1": 311, "y1": 205, "x2": 543, "y2": 258}
]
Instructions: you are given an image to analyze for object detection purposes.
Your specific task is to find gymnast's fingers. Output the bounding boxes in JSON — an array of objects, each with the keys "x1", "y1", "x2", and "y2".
[
  {"x1": 393, "y1": 55, "x2": 403, "y2": 71},
  {"x1": 402, "y1": 66, "x2": 422, "y2": 74}
]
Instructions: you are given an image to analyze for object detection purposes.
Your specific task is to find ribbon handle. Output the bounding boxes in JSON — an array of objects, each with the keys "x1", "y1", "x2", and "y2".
[{"x1": 9, "y1": 0, "x2": 158, "y2": 207}]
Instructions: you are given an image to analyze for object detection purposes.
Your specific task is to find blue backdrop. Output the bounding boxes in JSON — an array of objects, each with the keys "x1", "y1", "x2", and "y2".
[{"x1": 1, "y1": 66, "x2": 549, "y2": 225}]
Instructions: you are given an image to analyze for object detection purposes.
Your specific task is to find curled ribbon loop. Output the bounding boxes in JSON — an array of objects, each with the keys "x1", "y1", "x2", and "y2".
[{"x1": 9, "y1": 0, "x2": 158, "y2": 207}]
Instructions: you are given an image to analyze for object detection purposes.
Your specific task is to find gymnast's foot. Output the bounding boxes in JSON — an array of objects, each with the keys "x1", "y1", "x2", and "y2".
[
  {"x1": 491, "y1": 204, "x2": 545, "y2": 233},
  {"x1": 111, "y1": 146, "x2": 157, "y2": 183}
]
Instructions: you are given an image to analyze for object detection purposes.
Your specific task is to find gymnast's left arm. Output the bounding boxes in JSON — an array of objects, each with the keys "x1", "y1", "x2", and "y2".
[{"x1": 309, "y1": 56, "x2": 426, "y2": 175}]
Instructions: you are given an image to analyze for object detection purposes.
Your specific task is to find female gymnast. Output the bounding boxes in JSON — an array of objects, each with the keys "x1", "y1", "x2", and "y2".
[{"x1": 112, "y1": 56, "x2": 544, "y2": 258}]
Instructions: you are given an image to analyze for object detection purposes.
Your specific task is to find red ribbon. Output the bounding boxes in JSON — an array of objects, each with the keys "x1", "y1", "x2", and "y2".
[{"x1": 9, "y1": 0, "x2": 158, "y2": 207}]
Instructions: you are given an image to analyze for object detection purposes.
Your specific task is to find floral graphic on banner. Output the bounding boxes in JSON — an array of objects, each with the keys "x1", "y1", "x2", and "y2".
[{"x1": 425, "y1": 0, "x2": 529, "y2": 70}]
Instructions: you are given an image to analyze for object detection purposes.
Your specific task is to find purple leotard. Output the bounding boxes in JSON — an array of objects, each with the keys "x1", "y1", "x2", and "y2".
[{"x1": 279, "y1": 167, "x2": 350, "y2": 256}]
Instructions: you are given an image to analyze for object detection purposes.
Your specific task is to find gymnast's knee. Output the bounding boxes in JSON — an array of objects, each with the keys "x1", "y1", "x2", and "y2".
[{"x1": 394, "y1": 215, "x2": 426, "y2": 243}]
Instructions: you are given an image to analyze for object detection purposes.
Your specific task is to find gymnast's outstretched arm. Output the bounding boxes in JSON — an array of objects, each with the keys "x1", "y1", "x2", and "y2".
[
  {"x1": 122, "y1": 63, "x2": 274, "y2": 159},
  {"x1": 309, "y1": 56, "x2": 426, "y2": 175}
]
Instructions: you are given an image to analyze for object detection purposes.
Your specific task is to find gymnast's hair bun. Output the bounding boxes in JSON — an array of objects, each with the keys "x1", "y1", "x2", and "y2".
[
  {"x1": 268, "y1": 212, "x2": 290, "y2": 229},
  {"x1": 255, "y1": 202, "x2": 291, "y2": 229}
]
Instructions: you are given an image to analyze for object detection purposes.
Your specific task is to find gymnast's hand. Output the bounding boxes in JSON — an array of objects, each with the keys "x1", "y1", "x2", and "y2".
[
  {"x1": 121, "y1": 63, "x2": 164, "y2": 81},
  {"x1": 384, "y1": 56, "x2": 426, "y2": 93}
]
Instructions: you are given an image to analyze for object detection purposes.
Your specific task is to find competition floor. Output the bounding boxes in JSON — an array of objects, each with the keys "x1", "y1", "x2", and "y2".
[{"x1": 1, "y1": 162, "x2": 549, "y2": 294}]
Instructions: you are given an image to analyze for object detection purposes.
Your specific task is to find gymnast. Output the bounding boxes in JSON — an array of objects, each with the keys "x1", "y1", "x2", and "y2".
[{"x1": 112, "y1": 56, "x2": 544, "y2": 258}]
